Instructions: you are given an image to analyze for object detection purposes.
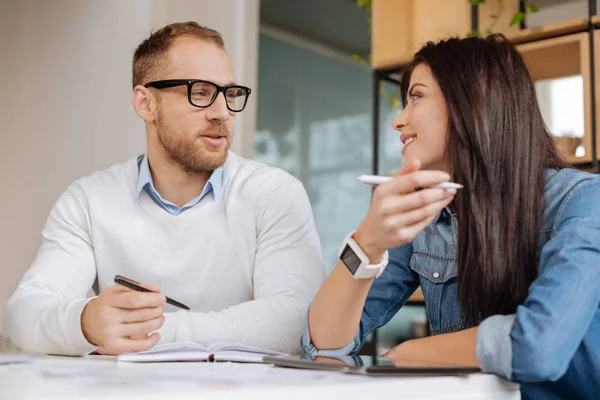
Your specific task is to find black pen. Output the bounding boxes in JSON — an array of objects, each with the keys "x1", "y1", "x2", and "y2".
[{"x1": 114, "y1": 275, "x2": 190, "y2": 310}]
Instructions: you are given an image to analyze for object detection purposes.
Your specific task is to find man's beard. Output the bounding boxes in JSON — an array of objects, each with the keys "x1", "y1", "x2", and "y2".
[{"x1": 156, "y1": 116, "x2": 231, "y2": 174}]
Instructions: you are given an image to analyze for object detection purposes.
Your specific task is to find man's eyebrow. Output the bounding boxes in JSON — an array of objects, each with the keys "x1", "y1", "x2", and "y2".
[{"x1": 204, "y1": 80, "x2": 238, "y2": 86}]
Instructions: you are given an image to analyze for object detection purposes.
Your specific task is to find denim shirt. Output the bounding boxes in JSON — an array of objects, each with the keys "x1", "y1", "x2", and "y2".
[{"x1": 301, "y1": 168, "x2": 600, "y2": 399}]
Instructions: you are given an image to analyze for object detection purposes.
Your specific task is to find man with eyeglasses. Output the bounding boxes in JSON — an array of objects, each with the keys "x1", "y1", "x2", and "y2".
[{"x1": 4, "y1": 22, "x2": 325, "y2": 356}]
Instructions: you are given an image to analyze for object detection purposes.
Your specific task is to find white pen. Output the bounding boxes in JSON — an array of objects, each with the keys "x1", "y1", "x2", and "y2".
[{"x1": 357, "y1": 175, "x2": 464, "y2": 189}]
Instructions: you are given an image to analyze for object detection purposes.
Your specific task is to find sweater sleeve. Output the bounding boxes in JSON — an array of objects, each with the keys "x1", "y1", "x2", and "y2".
[
  {"x1": 156, "y1": 179, "x2": 326, "y2": 354},
  {"x1": 3, "y1": 183, "x2": 97, "y2": 355}
]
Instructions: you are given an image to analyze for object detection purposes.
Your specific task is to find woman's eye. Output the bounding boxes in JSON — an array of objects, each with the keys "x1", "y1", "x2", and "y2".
[{"x1": 409, "y1": 93, "x2": 421, "y2": 101}]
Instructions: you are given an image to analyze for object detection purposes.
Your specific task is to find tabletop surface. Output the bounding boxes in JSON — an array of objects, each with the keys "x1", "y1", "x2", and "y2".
[{"x1": 0, "y1": 354, "x2": 520, "y2": 400}]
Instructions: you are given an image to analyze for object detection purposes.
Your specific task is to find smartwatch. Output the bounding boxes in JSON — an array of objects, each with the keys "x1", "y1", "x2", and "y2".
[{"x1": 338, "y1": 230, "x2": 389, "y2": 279}]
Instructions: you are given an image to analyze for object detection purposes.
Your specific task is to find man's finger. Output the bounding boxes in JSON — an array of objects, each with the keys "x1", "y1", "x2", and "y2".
[
  {"x1": 121, "y1": 306, "x2": 164, "y2": 323},
  {"x1": 121, "y1": 315, "x2": 165, "y2": 337},
  {"x1": 108, "y1": 290, "x2": 166, "y2": 309},
  {"x1": 112, "y1": 278, "x2": 162, "y2": 293},
  {"x1": 109, "y1": 283, "x2": 131, "y2": 293},
  {"x1": 134, "y1": 281, "x2": 161, "y2": 293},
  {"x1": 112, "y1": 332, "x2": 161, "y2": 355}
]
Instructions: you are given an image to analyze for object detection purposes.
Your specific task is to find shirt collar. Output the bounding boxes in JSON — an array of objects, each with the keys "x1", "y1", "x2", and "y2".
[
  {"x1": 136, "y1": 154, "x2": 152, "y2": 199},
  {"x1": 136, "y1": 154, "x2": 224, "y2": 201},
  {"x1": 432, "y1": 206, "x2": 454, "y2": 226}
]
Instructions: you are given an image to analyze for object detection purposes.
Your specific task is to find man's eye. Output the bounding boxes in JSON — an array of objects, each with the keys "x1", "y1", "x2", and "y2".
[{"x1": 227, "y1": 90, "x2": 243, "y2": 98}]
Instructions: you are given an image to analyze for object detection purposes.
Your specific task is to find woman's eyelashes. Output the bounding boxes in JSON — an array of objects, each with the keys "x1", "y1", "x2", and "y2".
[{"x1": 408, "y1": 91, "x2": 422, "y2": 102}]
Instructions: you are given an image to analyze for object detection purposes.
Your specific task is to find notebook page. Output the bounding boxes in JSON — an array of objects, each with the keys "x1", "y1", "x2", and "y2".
[
  {"x1": 208, "y1": 342, "x2": 285, "y2": 355},
  {"x1": 208, "y1": 342, "x2": 287, "y2": 362},
  {"x1": 117, "y1": 342, "x2": 209, "y2": 362}
]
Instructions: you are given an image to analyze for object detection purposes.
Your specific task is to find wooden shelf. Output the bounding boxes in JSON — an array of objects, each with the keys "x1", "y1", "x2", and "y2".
[
  {"x1": 507, "y1": 18, "x2": 588, "y2": 45},
  {"x1": 517, "y1": 32, "x2": 594, "y2": 168},
  {"x1": 372, "y1": 0, "x2": 472, "y2": 70},
  {"x1": 563, "y1": 153, "x2": 592, "y2": 166},
  {"x1": 517, "y1": 33, "x2": 586, "y2": 80}
]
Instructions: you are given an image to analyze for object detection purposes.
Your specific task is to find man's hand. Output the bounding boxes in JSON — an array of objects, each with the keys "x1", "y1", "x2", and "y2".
[{"x1": 81, "y1": 283, "x2": 166, "y2": 354}]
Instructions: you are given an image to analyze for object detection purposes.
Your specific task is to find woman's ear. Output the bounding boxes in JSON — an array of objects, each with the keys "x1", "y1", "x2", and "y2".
[{"x1": 132, "y1": 86, "x2": 156, "y2": 122}]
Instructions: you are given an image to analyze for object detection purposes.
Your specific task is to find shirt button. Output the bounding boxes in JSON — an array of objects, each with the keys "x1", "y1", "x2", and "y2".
[{"x1": 433, "y1": 272, "x2": 440, "y2": 278}]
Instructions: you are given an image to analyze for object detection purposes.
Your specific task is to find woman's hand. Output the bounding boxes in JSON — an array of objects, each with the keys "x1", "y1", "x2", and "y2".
[
  {"x1": 383, "y1": 328, "x2": 480, "y2": 367},
  {"x1": 354, "y1": 159, "x2": 456, "y2": 262}
]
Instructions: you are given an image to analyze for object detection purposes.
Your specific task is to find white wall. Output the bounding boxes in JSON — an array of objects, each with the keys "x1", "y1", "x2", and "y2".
[{"x1": 0, "y1": 0, "x2": 259, "y2": 331}]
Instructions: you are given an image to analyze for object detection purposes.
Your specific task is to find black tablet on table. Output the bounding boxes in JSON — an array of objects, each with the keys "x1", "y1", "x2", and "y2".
[{"x1": 264, "y1": 354, "x2": 481, "y2": 377}]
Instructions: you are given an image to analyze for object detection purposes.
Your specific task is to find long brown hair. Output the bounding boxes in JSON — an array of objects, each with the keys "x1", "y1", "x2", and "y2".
[{"x1": 401, "y1": 34, "x2": 567, "y2": 325}]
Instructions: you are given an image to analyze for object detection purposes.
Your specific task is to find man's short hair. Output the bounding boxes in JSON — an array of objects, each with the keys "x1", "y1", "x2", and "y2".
[{"x1": 132, "y1": 21, "x2": 225, "y2": 89}]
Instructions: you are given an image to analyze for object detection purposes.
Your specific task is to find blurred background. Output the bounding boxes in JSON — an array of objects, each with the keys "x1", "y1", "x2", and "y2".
[{"x1": 1, "y1": 0, "x2": 598, "y2": 353}]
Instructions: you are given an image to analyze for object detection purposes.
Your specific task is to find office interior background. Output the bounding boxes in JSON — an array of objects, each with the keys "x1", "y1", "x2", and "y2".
[{"x1": 0, "y1": 0, "x2": 596, "y2": 350}]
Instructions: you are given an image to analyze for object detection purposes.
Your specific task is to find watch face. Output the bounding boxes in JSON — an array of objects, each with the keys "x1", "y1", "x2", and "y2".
[{"x1": 340, "y1": 244, "x2": 361, "y2": 275}]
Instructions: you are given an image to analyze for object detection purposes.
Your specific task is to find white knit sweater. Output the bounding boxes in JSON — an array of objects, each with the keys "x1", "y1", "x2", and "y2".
[{"x1": 3, "y1": 152, "x2": 325, "y2": 355}]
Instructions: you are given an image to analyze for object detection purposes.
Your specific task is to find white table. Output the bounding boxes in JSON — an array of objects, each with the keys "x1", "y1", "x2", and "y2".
[{"x1": 0, "y1": 356, "x2": 520, "y2": 399}]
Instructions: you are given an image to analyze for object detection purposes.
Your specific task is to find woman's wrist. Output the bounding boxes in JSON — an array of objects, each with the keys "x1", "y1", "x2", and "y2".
[{"x1": 353, "y1": 228, "x2": 386, "y2": 264}]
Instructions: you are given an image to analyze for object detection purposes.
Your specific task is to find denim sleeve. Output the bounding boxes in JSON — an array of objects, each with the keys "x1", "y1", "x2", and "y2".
[
  {"x1": 300, "y1": 243, "x2": 419, "y2": 357},
  {"x1": 477, "y1": 180, "x2": 600, "y2": 383}
]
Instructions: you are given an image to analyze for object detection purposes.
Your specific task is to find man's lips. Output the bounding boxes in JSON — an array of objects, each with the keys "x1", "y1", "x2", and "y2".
[{"x1": 199, "y1": 134, "x2": 227, "y2": 146}]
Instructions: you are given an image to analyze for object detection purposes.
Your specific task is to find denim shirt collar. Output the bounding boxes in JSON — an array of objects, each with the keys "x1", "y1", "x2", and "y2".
[{"x1": 432, "y1": 207, "x2": 454, "y2": 226}]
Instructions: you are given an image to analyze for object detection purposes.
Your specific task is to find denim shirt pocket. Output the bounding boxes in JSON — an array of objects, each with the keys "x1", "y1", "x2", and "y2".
[{"x1": 410, "y1": 217, "x2": 466, "y2": 335}]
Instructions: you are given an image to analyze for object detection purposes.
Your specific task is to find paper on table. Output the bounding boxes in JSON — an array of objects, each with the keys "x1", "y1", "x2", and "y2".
[{"x1": 117, "y1": 341, "x2": 287, "y2": 363}]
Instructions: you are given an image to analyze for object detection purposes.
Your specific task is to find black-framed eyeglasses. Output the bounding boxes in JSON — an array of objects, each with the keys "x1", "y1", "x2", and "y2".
[{"x1": 144, "y1": 79, "x2": 252, "y2": 112}]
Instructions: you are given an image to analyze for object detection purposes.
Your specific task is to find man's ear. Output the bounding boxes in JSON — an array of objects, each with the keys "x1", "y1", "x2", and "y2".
[{"x1": 132, "y1": 85, "x2": 156, "y2": 122}]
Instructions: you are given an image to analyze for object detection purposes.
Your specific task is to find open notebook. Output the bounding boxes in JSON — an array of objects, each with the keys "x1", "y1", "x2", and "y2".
[{"x1": 117, "y1": 342, "x2": 288, "y2": 363}]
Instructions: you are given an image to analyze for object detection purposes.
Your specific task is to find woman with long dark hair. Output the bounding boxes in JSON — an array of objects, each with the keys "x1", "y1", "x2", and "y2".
[{"x1": 302, "y1": 34, "x2": 599, "y2": 399}]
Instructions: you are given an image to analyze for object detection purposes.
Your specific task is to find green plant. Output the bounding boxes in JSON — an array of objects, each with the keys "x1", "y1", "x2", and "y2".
[{"x1": 468, "y1": 0, "x2": 538, "y2": 37}]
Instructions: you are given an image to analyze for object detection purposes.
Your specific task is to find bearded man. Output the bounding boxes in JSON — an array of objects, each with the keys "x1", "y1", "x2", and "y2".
[{"x1": 4, "y1": 22, "x2": 324, "y2": 356}]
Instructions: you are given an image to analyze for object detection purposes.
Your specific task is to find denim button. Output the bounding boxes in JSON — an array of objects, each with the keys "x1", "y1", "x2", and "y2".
[{"x1": 433, "y1": 272, "x2": 440, "y2": 278}]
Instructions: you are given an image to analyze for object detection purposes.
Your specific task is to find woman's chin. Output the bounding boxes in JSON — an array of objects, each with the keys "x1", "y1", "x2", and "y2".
[
  {"x1": 402, "y1": 156, "x2": 438, "y2": 172},
  {"x1": 402, "y1": 152, "x2": 420, "y2": 167}
]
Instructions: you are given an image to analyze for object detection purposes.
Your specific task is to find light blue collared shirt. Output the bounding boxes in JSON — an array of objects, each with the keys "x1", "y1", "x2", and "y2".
[{"x1": 136, "y1": 154, "x2": 223, "y2": 215}]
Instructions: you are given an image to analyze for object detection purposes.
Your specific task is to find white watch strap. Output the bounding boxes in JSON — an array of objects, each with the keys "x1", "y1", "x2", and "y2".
[{"x1": 339, "y1": 230, "x2": 389, "y2": 279}]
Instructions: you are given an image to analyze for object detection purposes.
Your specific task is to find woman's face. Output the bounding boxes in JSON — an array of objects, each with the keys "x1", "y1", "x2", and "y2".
[{"x1": 393, "y1": 63, "x2": 449, "y2": 172}]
